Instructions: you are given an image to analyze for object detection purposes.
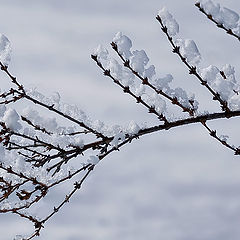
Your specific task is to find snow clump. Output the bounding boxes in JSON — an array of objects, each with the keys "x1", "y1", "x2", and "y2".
[
  {"x1": 2, "y1": 108, "x2": 22, "y2": 131},
  {"x1": 200, "y1": 64, "x2": 240, "y2": 108},
  {"x1": 175, "y1": 39, "x2": 201, "y2": 65},
  {"x1": 198, "y1": 0, "x2": 240, "y2": 36},
  {"x1": 93, "y1": 44, "x2": 109, "y2": 61},
  {"x1": 158, "y1": 7, "x2": 201, "y2": 65},
  {"x1": 0, "y1": 34, "x2": 11, "y2": 66},
  {"x1": 130, "y1": 50, "x2": 149, "y2": 75},
  {"x1": 87, "y1": 156, "x2": 100, "y2": 165},
  {"x1": 113, "y1": 32, "x2": 132, "y2": 59},
  {"x1": 158, "y1": 7, "x2": 179, "y2": 36},
  {"x1": 126, "y1": 120, "x2": 140, "y2": 135}
]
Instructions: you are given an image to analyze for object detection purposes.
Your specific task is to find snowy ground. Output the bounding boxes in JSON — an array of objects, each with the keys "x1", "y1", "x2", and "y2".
[{"x1": 1, "y1": 0, "x2": 240, "y2": 239}]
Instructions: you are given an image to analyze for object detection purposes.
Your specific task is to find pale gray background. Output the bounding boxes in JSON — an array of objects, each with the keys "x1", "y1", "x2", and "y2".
[{"x1": 1, "y1": 0, "x2": 240, "y2": 239}]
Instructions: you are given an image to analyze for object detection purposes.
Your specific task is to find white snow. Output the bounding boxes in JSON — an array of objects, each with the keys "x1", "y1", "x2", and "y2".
[
  {"x1": 87, "y1": 155, "x2": 100, "y2": 165},
  {"x1": 175, "y1": 39, "x2": 201, "y2": 65},
  {"x1": 143, "y1": 65, "x2": 156, "y2": 79},
  {"x1": 113, "y1": 32, "x2": 132, "y2": 59},
  {"x1": 0, "y1": 34, "x2": 11, "y2": 66},
  {"x1": 200, "y1": 65, "x2": 219, "y2": 84},
  {"x1": 130, "y1": 50, "x2": 149, "y2": 75},
  {"x1": 228, "y1": 94, "x2": 240, "y2": 111},
  {"x1": 158, "y1": 7, "x2": 179, "y2": 36},
  {"x1": 134, "y1": 84, "x2": 146, "y2": 97},
  {"x1": 126, "y1": 120, "x2": 140, "y2": 135},
  {"x1": 146, "y1": 93, "x2": 167, "y2": 115},
  {"x1": 0, "y1": 105, "x2": 6, "y2": 117},
  {"x1": 198, "y1": 0, "x2": 240, "y2": 35},
  {"x1": 158, "y1": 8, "x2": 201, "y2": 66},
  {"x1": 2, "y1": 108, "x2": 21, "y2": 131},
  {"x1": 1, "y1": 2, "x2": 240, "y2": 240},
  {"x1": 111, "y1": 132, "x2": 126, "y2": 148},
  {"x1": 93, "y1": 44, "x2": 109, "y2": 61},
  {"x1": 200, "y1": 64, "x2": 239, "y2": 104},
  {"x1": 0, "y1": 145, "x2": 5, "y2": 162},
  {"x1": 107, "y1": 58, "x2": 135, "y2": 87},
  {"x1": 198, "y1": 0, "x2": 220, "y2": 17},
  {"x1": 221, "y1": 7, "x2": 239, "y2": 29},
  {"x1": 154, "y1": 74, "x2": 173, "y2": 91},
  {"x1": 22, "y1": 107, "x2": 58, "y2": 132}
]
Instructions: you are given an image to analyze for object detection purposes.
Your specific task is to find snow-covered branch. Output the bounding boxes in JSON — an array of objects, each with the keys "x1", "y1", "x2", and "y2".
[
  {"x1": 195, "y1": 0, "x2": 240, "y2": 41},
  {"x1": 0, "y1": 1, "x2": 239, "y2": 239}
]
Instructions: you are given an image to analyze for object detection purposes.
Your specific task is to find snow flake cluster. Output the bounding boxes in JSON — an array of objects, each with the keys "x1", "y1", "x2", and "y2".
[
  {"x1": 200, "y1": 64, "x2": 240, "y2": 110},
  {"x1": 112, "y1": 32, "x2": 132, "y2": 59},
  {"x1": 0, "y1": 34, "x2": 11, "y2": 66},
  {"x1": 94, "y1": 32, "x2": 199, "y2": 116},
  {"x1": 158, "y1": 7, "x2": 202, "y2": 66},
  {"x1": 3, "y1": 108, "x2": 22, "y2": 131},
  {"x1": 87, "y1": 155, "x2": 100, "y2": 165},
  {"x1": 158, "y1": 7, "x2": 179, "y2": 36},
  {"x1": 94, "y1": 39, "x2": 169, "y2": 115},
  {"x1": 198, "y1": 0, "x2": 240, "y2": 36},
  {"x1": 175, "y1": 39, "x2": 201, "y2": 65},
  {"x1": 158, "y1": 4, "x2": 240, "y2": 112}
]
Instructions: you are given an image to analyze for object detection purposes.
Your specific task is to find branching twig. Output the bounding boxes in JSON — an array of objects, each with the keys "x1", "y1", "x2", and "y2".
[
  {"x1": 0, "y1": 2, "x2": 239, "y2": 239},
  {"x1": 91, "y1": 54, "x2": 169, "y2": 124},
  {"x1": 195, "y1": 2, "x2": 240, "y2": 41},
  {"x1": 156, "y1": 15, "x2": 230, "y2": 113}
]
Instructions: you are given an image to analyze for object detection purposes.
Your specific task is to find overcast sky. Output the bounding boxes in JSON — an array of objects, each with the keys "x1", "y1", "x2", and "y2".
[{"x1": 1, "y1": 1, "x2": 240, "y2": 240}]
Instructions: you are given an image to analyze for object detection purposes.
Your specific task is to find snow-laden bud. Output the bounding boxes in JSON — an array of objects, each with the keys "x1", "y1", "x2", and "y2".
[
  {"x1": 198, "y1": 0, "x2": 220, "y2": 17},
  {"x1": 87, "y1": 155, "x2": 100, "y2": 165},
  {"x1": 0, "y1": 105, "x2": 6, "y2": 117},
  {"x1": 158, "y1": 7, "x2": 179, "y2": 36},
  {"x1": 93, "y1": 44, "x2": 109, "y2": 61},
  {"x1": 113, "y1": 32, "x2": 132, "y2": 59},
  {"x1": 174, "y1": 39, "x2": 201, "y2": 65},
  {"x1": 3, "y1": 108, "x2": 22, "y2": 131},
  {"x1": 130, "y1": 50, "x2": 149, "y2": 75},
  {"x1": 221, "y1": 7, "x2": 239, "y2": 29},
  {"x1": 0, "y1": 34, "x2": 11, "y2": 66},
  {"x1": 198, "y1": 0, "x2": 240, "y2": 30},
  {"x1": 127, "y1": 121, "x2": 140, "y2": 135}
]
